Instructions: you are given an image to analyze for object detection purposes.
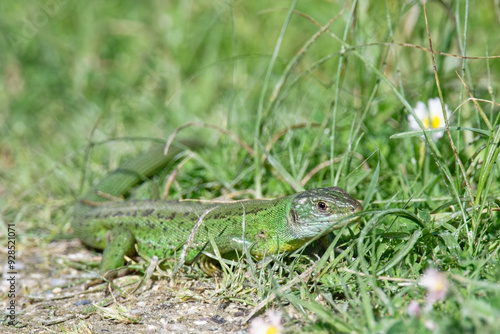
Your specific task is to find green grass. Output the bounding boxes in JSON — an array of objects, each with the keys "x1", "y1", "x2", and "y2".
[{"x1": 1, "y1": 0, "x2": 500, "y2": 332}]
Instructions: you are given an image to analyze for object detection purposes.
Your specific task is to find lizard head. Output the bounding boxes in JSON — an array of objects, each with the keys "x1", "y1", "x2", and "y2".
[{"x1": 287, "y1": 187, "x2": 362, "y2": 240}]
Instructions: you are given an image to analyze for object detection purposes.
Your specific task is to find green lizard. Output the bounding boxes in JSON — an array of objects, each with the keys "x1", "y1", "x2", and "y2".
[{"x1": 72, "y1": 145, "x2": 362, "y2": 276}]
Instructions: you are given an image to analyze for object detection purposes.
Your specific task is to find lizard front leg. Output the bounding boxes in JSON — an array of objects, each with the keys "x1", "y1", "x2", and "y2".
[
  {"x1": 101, "y1": 226, "x2": 137, "y2": 275},
  {"x1": 198, "y1": 234, "x2": 269, "y2": 276}
]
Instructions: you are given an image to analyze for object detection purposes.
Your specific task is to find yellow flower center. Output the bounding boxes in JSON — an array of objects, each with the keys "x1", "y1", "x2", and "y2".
[
  {"x1": 434, "y1": 279, "x2": 445, "y2": 292},
  {"x1": 422, "y1": 116, "x2": 442, "y2": 129},
  {"x1": 423, "y1": 117, "x2": 430, "y2": 129},
  {"x1": 266, "y1": 326, "x2": 279, "y2": 334},
  {"x1": 431, "y1": 116, "x2": 441, "y2": 128}
]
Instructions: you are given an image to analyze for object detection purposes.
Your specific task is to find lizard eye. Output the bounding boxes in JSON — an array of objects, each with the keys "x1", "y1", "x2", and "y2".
[{"x1": 316, "y1": 201, "x2": 329, "y2": 212}]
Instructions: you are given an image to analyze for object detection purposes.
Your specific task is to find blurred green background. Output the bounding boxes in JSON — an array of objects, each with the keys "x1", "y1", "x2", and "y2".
[{"x1": 2, "y1": 1, "x2": 498, "y2": 201}]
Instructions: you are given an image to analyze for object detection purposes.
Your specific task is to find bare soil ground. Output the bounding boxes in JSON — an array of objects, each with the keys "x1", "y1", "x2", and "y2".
[{"x1": 1, "y1": 237, "x2": 257, "y2": 333}]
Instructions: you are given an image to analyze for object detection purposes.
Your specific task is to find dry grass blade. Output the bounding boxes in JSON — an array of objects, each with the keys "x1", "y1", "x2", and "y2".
[
  {"x1": 422, "y1": 0, "x2": 475, "y2": 206},
  {"x1": 173, "y1": 206, "x2": 218, "y2": 278},
  {"x1": 162, "y1": 152, "x2": 195, "y2": 199},
  {"x1": 300, "y1": 159, "x2": 333, "y2": 186},
  {"x1": 164, "y1": 121, "x2": 254, "y2": 157},
  {"x1": 456, "y1": 72, "x2": 493, "y2": 130},
  {"x1": 264, "y1": 122, "x2": 322, "y2": 153}
]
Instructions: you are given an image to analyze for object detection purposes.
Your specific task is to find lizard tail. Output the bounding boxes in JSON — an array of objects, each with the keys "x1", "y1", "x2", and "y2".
[
  {"x1": 72, "y1": 140, "x2": 199, "y2": 249},
  {"x1": 79, "y1": 140, "x2": 200, "y2": 204}
]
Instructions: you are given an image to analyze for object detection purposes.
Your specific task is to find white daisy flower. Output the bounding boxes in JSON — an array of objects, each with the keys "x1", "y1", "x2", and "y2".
[
  {"x1": 420, "y1": 268, "x2": 449, "y2": 312},
  {"x1": 407, "y1": 300, "x2": 421, "y2": 317},
  {"x1": 249, "y1": 310, "x2": 283, "y2": 334},
  {"x1": 408, "y1": 98, "x2": 450, "y2": 140}
]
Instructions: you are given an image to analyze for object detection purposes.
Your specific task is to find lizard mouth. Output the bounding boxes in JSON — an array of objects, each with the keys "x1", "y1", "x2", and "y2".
[{"x1": 352, "y1": 201, "x2": 363, "y2": 213}]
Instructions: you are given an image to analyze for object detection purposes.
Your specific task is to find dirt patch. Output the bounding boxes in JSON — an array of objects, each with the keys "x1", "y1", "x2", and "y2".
[{"x1": 1, "y1": 239, "x2": 256, "y2": 333}]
